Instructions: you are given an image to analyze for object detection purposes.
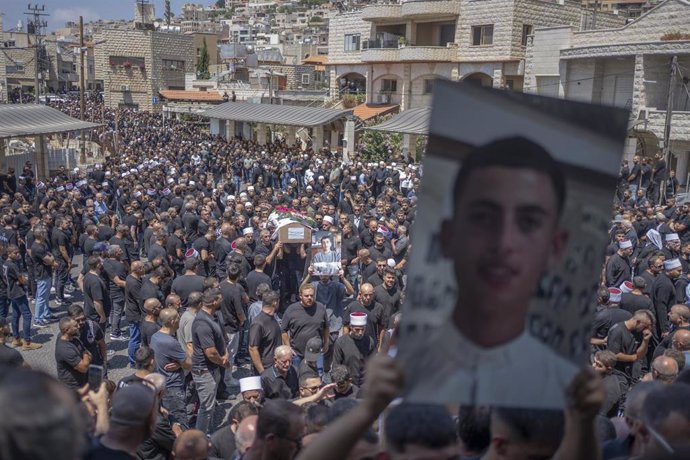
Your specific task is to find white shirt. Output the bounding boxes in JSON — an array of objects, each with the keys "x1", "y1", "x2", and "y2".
[{"x1": 403, "y1": 322, "x2": 579, "y2": 409}]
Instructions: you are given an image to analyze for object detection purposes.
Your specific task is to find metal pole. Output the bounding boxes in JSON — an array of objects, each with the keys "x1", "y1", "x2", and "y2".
[
  {"x1": 79, "y1": 16, "x2": 86, "y2": 164},
  {"x1": 661, "y1": 56, "x2": 678, "y2": 204}
]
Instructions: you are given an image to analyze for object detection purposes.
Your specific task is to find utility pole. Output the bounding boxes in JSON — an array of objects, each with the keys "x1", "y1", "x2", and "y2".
[
  {"x1": 24, "y1": 4, "x2": 48, "y2": 104},
  {"x1": 79, "y1": 16, "x2": 86, "y2": 164},
  {"x1": 661, "y1": 56, "x2": 678, "y2": 204}
]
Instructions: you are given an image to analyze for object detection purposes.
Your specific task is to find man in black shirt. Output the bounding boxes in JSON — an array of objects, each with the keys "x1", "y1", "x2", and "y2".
[
  {"x1": 261, "y1": 345, "x2": 299, "y2": 400},
  {"x1": 4, "y1": 245, "x2": 41, "y2": 350},
  {"x1": 591, "y1": 287, "x2": 632, "y2": 352},
  {"x1": 140, "y1": 298, "x2": 162, "y2": 347},
  {"x1": 246, "y1": 254, "x2": 272, "y2": 301},
  {"x1": 55, "y1": 317, "x2": 91, "y2": 390},
  {"x1": 374, "y1": 268, "x2": 402, "y2": 329},
  {"x1": 342, "y1": 282, "x2": 385, "y2": 348},
  {"x1": 330, "y1": 365, "x2": 360, "y2": 400},
  {"x1": 605, "y1": 240, "x2": 633, "y2": 288},
  {"x1": 607, "y1": 310, "x2": 654, "y2": 382},
  {"x1": 140, "y1": 267, "x2": 166, "y2": 305},
  {"x1": 171, "y1": 258, "x2": 205, "y2": 309},
  {"x1": 248, "y1": 291, "x2": 282, "y2": 375},
  {"x1": 83, "y1": 256, "x2": 110, "y2": 327},
  {"x1": 652, "y1": 258, "x2": 682, "y2": 339},
  {"x1": 67, "y1": 303, "x2": 107, "y2": 372},
  {"x1": 219, "y1": 263, "x2": 247, "y2": 386},
  {"x1": 30, "y1": 227, "x2": 55, "y2": 326},
  {"x1": 103, "y1": 245, "x2": 128, "y2": 341},
  {"x1": 125, "y1": 261, "x2": 145, "y2": 367},
  {"x1": 620, "y1": 276, "x2": 654, "y2": 315},
  {"x1": 191, "y1": 288, "x2": 228, "y2": 434},
  {"x1": 51, "y1": 217, "x2": 73, "y2": 306},
  {"x1": 592, "y1": 350, "x2": 625, "y2": 418},
  {"x1": 331, "y1": 312, "x2": 375, "y2": 385},
  {"x1": 281, "y1": 284, "x2": 328, "y2": 367}
]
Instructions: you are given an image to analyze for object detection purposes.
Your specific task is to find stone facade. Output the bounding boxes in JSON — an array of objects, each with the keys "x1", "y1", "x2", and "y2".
[
  {"x1": 95, "y1": 28, "x2": 195, "y2": 112},
  {"x1": 524, "y1": 0, "x2": 690, "y2": 178},
  {"x1": 327, "y1": 0, "x2": 617, "y2": 110}
]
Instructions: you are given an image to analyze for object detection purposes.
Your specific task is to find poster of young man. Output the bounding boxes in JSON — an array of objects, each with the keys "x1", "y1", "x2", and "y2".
[
  {"x1": 399, "y1": 80, "x2": 630, "y2": 409},
  {"x1": 310, "y1": 230, "x2": 342, "y2": 276}
]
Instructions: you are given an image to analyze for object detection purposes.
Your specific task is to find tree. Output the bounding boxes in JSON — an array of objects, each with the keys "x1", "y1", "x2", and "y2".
[
  {"x1": 196, "y1": 38, "x2": 211, "y2": 80},
  {"x1": 215, "y1": 0, "x2": 226, "y2": 8}
]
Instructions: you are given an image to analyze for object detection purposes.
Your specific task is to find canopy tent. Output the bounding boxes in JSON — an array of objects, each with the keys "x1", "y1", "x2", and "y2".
[
  {"x1": 0, "y1": 104, "x2": 102, "y2": 139},
  {"x1": 202, "y1": 101, "x2": 352, "y2": 128},
  {"x1": 366, "y1": 107, "x2": 430, "y2": 135}
]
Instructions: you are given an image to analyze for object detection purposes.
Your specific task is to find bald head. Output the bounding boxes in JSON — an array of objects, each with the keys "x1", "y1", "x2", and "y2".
[
  {"x1": 131, "y1": 260, "x2": 144, "y2": 273},
  {"x1": 671, "y1": 304, "x2": 690, "y2": 325},
  {"x1": 673, "y1": 330, "x2": 690, "y2": 352},
  {"x1": 144, "y1": 298, "x2": 162, "y2": 315},
  {"x1": 236, "y1": 415, "x2": 258, "y2": 454},
  {"x1": 652, "y1": 356, "x2": 679, "y2": 383},
  {"x1": 173, "y1": 429, "x2": 209, "y2": 460},
  {"x1": 159, "y1": 308, "x2": 179, "y2": 328}
]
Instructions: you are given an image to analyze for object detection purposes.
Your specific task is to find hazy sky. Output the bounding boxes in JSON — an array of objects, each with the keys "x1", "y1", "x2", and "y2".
[{"x1": 1, "y1": 0, "x2": 213, "y2": 32}]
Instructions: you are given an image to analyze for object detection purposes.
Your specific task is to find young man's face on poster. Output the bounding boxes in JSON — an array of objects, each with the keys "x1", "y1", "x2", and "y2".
[{"x1": 440, "y1": 166, "x2": 568, "y2": 316}]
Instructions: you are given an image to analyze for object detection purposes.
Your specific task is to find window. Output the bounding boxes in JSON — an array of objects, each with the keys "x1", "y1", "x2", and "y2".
[
  {"x1": 471, "y1": 25, "x2": 493, "y2": 46},
  {"x1": 423, "y1": 79, "x2": 434, "y2": 94},
  {"x1": 301, "y1": 73, "x2": 310, "y2": 85},
  {"x1": 382, "y1": 79, "x2": 397, "y2": 93},
  {"x1": 162, "y1": 59, "x2": 185, "y2": 71},
  {"x1": 521, "y1": 24, "x2": 533, "y2": 46},
  {"x1": 6, "y1": 62, "x2": 25, "y2": 73},
  {"x1": 3, "y1": 40, "x2": 16, "y2": 48},
  {"x1": 344, "y1": 34, "x2": 361, "y2": 52}
]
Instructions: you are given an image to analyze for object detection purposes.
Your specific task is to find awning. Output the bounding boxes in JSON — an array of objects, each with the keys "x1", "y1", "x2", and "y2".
[
  {"x1": 353, "y1": 103, "x2": 399, "y2": 121},
  {"x1": 160, "y1": 90, "x2": 225, "y2": 102},
  {"x1": 0, "y1": 104, "x2": 102, "y2": 139},
  {"x1": 366, "y1": 107, "x2": 430, "y2": 135},
  {"x1": 202, "y1": 102, "x2": 352, "y2": 128}
]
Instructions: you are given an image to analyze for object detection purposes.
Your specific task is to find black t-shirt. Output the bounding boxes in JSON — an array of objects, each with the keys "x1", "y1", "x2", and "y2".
[
  {"x1": 343, "y1": 300, "x2": 385, "y2": 345},
  {"x1": 83, "y1": 272, "x2": 110, "y2": 322},
  {"x1": 191, "y1": 309, "x2": 226, "y2": 371},
  {"x1": 591, "y1": 307, "x2": 632, "y2": 342},
  {"x1": 55, "y1": 337, "x2": 88, "y2": 390},
  {"x1": 140, "y1": 319, "x2": 160, "y2": 348},
  {"x1": 124, "y1": 275, "x2": 143, "y2": 322},
  {"x1": 171, "y1": 274, "x2": 205, "y2": 309},
  {"x1": 246, "y1": 270, "x2": 272, "y2": 301},
  {"x1": 84, "y1": 438, "x2": 135, "y2": 460},
  {"x1": 102, "y1": 259, "x2": 127, "y2": 300},
  {"x1": 607, "y1": 322, "x2": 637, "y2": 379},
  {"x1": 51, "y1": 228, "x2": 70, "y2": 259},
  {"x1": 374, "y1": 284, "x2": 401, "y2": 329},
  {"x1": 219, "y1": 280, "x2": 245, "y2": 334},
  {"x1": 619, "y1": 293, "x2": 654, "y2": 316},
  {"x1": 341, "y1": 235, "x2": 361, "y2": 265},
  {"x1": 31, "y1": 241, "x2": 53, "y2": 279},
  {"x1": 166, "y1": 234, "x2": 184, "y2": 267},
  {"x1": 248, "y1": 311, "x2": 282, "y2": 368},
  {"x1": 261, "y1": 365, "x2": 299, "y2": 400},
  {"x1": 0, "y1": 343, "x2": 24, "y2": 368},
  {"x1": 79, "y1": 319, "x2": 105, "y2": 365},
  {"x1": 140, "y1": 278, "x2": 164, "y2": 305},
  {"x1": 4, "y1": 259, "x2": 26, "y2": 300},
  {"x1": 332, "y1": 334, "x2": 375, "y2": 386},
  {"x1": 281, "y1": 302, "x2": 328, "y2": 357},
  {"x1": 148, "y1": 243, "x2": 168, "y2": 267}
]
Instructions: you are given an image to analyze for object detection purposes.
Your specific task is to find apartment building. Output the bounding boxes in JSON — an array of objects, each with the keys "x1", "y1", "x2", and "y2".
[
  {"x1": 525, "y1": 0, "x2": 690, "y2": 176},
  {"x1": 327, "y1": 0, "x2": 624, "y2": 110}
]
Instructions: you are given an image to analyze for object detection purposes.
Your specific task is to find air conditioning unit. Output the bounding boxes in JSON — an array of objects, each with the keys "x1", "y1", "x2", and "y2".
[
  {"x1": 121, "y1": 85, "x2": 130, "y2": 92},
  {"x1": 376, "y1": 94, "x2": 390, "y2": 104}
]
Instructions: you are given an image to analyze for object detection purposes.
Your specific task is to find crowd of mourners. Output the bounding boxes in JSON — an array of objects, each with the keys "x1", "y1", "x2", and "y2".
[{"x1": 0, "y1": 94, "x2": 689, "y2": 460}]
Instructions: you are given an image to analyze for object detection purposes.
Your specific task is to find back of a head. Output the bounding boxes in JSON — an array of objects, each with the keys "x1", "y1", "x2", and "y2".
[
  {"x1": 491, "y1": 407, "x2": 565, "y2": 454},
  {"x1": 0, "y1": 369, "x2": 84, "y2": 460},
  {"x1": 457, "y1": 405, "x2": 491, "y2": 454},
  {"x1": 385, "y1": 403, "x2": 457, "y2": 454},
  {"x1": 256, "y1": 399, "x2": 303, "y2": 440},
  {"x1": 305, "y1": 404, "x2": 330, "y2": 434},
  {"x1": 642, "y1": 384, "x2": 690, "y2": 450},
  {"x1": 230, "y1": 400, "x2": 260, "y2": 424},
  {"x1": 626, "y1": 381, "x2": 665, "y2": 421},
  {"x1": 173, "y1": 429, "x2": 209, "y2": 460}
]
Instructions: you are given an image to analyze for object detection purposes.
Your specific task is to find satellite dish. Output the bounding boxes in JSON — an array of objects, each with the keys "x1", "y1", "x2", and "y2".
[{"x1": 154, "y1": 21, "x2": 160, "y2": 28}]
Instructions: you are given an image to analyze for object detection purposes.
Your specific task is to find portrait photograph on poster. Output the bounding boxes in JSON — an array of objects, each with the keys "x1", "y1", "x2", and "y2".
[
  {"x1": 399, "y1": 80, "x2": 630, "y2": 409},
  {"x1": 310, "y1": 230, "x2": 342, "y2": 276}
]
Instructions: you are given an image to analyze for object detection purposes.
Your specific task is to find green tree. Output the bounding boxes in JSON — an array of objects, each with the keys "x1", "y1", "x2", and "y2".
[
  {"x1": 215, "y1": 0, "x2": 226, "y2": 8},
  {"x1": 196, "y1": 38, "x2": 211, "y2": 80}
]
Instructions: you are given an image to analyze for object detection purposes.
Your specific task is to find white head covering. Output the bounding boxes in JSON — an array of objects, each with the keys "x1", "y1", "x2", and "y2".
[
  {"x1": 350, "y1": 312, "x2": 367, "y2": 326},
  {"x1": 608, "y1": 287, "x2": 622, "y2": 304},
  {"x1": 665, "y1": 233, "x2": 680, "y2": 242},
  {"x1": 664, "y1": 258, "x2": 682, "y2": 270},
  {"x1": 619, "y1": 281, "x2": 634, "y2": 294},
  {"x1": 323, "y1": 216, "x2": 334, "y2": 224},
  {"x1": 646, "y1": 229, "x2": 663, "y2": 250},
  {"x1": 619, "y1": 240, "x2": 632, "y2": 249},
  {"x1": 239, "y1": 376, "x2": 262, "y2": 393},
  {"x1": 387, "y1": 258, "x2": 396, "y2": 268},
  {"x1": 243, "y1": 227, "x2": 254, "y2": 235}
]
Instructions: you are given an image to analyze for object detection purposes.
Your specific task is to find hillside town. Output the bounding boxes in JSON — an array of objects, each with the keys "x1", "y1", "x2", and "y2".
[{"x1": 1, "y1": 0, "x2": 690, "y2": 459}]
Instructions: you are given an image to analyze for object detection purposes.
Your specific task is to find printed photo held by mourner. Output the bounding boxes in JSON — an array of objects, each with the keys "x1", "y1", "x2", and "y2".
[
  {"x1": 310, "y1": 230, "x2": 342, "y2": 276},
  {"x1": 399, "y1": 80, "x2": 630, "y2": 409}
]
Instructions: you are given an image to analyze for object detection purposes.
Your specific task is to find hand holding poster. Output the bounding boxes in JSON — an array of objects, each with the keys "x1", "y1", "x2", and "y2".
[{"x1": 399, "y1": 81, "x2": 630, "y2": 409}]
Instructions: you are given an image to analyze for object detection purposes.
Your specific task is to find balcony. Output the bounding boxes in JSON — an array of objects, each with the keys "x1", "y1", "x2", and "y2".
[
  {"x1": 401, "y1": 0, "x2": 461, "y2": 18},
  {"x1": 361, "y1": 3, "x2": 403, "y2": 21},
  {"x1": 399, "y1": 45, "x2": 455, "y2": 62},
  {"x1": 361, "y1": 39, "x2": 400, "y2": 62}
]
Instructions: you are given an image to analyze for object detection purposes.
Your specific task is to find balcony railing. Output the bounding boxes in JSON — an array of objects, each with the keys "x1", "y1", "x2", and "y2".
[{"x1": 362, "y1": 39, "x2": 400, "y2": 50}]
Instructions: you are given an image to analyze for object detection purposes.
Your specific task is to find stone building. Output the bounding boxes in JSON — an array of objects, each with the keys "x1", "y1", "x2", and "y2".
[
  {"x1": 327, "y1": 0, "x2": 624, "y2": 110},
  {"x1": 94, "y1": 28, "x2": 195, "y2": 112},
  {"x1": 524, "y1": 0, "x2": 690, "y2": 177}
]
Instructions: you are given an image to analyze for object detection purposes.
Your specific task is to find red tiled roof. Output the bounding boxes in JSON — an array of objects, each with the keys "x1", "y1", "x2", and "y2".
[{"x1": 352, "y1": 103, "x2": 399, "y2": 121}]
